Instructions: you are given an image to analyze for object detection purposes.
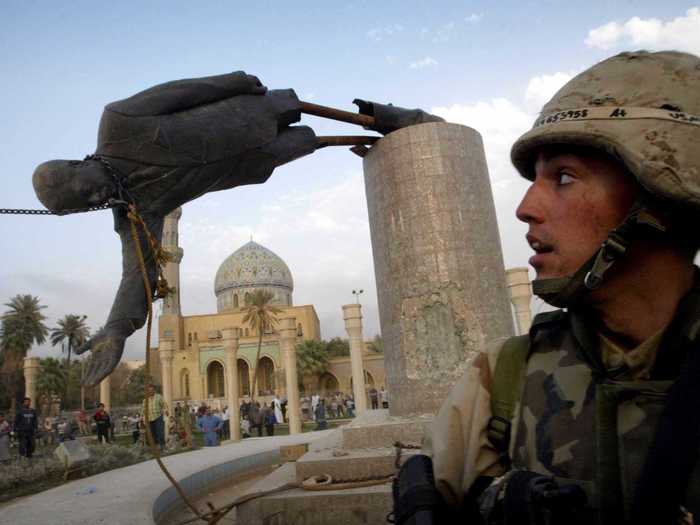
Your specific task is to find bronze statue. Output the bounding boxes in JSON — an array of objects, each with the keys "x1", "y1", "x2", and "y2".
[{"x1": 32, "y1": 70, "x2": 442, "y2": 386}]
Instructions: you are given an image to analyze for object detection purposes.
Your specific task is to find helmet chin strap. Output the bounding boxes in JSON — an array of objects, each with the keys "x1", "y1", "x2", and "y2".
[{"x1": 532, "y1": 207, "x2": 667, "y2": 308}]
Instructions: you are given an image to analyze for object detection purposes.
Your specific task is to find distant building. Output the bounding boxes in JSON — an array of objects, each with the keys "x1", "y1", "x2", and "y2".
[{"x1": 154, "y1": 208, "x2": 384, "y2": 407}]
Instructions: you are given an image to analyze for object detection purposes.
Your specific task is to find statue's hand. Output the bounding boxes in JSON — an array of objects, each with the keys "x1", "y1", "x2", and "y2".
[
  {"x1": 76, "y1": 326, "x2": 128, "y2": 386},
  {"x1": 352, "y1": 99, "x2": 444, "y2": 135}
]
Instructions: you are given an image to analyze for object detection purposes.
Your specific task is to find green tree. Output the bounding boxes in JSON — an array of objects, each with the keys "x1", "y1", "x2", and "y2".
[
  {"x1": 125, "y1": 365, "x2": 148, "y2": 405},
  {"x1": 0, "y1": 295, "x2": 49, "y2": 411},
  {"x1": 241, "y1": 289, "x2": 281, "y2": 400},
  {"x1": 295, "y1": 340, "x2": 329, "y2": 389},
  {"x1": 36, "y1": 357, "x2": 67, "y2": 401},
  {"x1": 368, "y1": 335, "x2": 384, "y2": 353},
  {"x1": 50, "y1": 314, "x2": 89, "y2": 369},
  {"x1": 326, "y1": 337, "x2": 350, "y2": 357},
  {"x1": 50, "y1": 314, "x2": 89, "y2": 408}
]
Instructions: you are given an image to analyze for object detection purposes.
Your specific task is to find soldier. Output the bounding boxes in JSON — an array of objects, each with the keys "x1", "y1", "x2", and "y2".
[{"x1": 421, "y1": 51, "x2": 700, "y2": 524}]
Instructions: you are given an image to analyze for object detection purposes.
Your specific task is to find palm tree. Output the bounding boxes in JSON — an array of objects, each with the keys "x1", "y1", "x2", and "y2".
[
  {"x1": 0, "y1": 295, "x2": 49, "y2": 411},
  {"x1": 295, "y1": 340, "x2": 329, "y2": 389},
  {"x1": 1, "y1": 295, "x2": 49, "y2": 354},
  {"x1": 36, "y1": 357, "x2": 67, "y2": 401},
  {"x1": 50, "y1": 314, "x2": 89, "y2": 369},
  {"x1": 241, "y1": 290, "x2": 281, "y2": 400},
  {"x1": 50, "y1": 314, "x2": 89, "y2": 408}
]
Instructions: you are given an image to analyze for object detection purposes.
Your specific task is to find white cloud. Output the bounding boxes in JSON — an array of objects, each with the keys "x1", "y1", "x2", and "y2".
[
  {"x1": 433, "y1": 21, "x2": 456, "y2": 43},
  {"x1": 409, "y1": 56, "x2": 439, "y2": 69},
  {"x1": 524, "y1": 71, "x2": 576, "y2": 113},
  {"x1": 465, "y1": 13, "x2": 483, "y2": 24},
  {"x1": 585, "y1": 8, "x2": 700, "y2": 55},
  {"x1": 367, "y1": 24, "x2": 404, "y2": 42}
]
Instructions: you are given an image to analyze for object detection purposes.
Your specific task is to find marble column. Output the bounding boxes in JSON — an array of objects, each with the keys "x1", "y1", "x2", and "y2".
[
  {"x1": 363, "y1": 122, "x2": 514, "y2": 416},
  {"x1": 159, "y1": 339, "x2": 175, "y2": 430},
  {"x1": 343, "y1": 304, "x2": 367, "y2": 414},
  {"x1": 23, "y1": 357, "x2": 40, "y2": 408},
  {"x1": 99, "y1": 375, "x2": 111, "y2": 412},
  {"x1": 506, "y1": 267, "x2": 533, "y2": 335},
  {"x1": 222, "y1": 328, "x2": 241, "y2": 441},
  {"x1": 279, "y1": 317, "x2": 301, "y2": 434}
]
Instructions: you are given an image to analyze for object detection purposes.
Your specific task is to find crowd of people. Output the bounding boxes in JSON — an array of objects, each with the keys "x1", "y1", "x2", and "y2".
[{"x1": 0, "y1": 384, "x2": 390, "y2": 460}]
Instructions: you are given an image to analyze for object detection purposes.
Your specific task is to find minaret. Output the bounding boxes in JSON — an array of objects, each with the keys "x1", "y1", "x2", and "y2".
[{"x1": 162, "y1": 207, "x2": 183, "y2": 316}]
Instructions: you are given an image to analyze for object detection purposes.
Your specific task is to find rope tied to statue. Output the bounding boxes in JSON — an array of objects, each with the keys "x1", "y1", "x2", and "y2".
[{"x1": 126, "y1": 201, "x2": 211, "y2": 522}]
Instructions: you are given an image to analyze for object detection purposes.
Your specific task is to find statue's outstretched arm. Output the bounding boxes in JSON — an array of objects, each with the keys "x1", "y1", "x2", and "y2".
[
  {"x1": 106, "y1": 71, "x2": 267, "y2": 117},
  {"x1": 76, "y1": 209, "x2": 164, "y2": 385}
]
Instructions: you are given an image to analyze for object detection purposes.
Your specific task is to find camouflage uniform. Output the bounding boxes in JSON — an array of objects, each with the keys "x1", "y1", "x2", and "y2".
[{"x1": 427, "y1": 50, "x2": 700, "y2": 522}]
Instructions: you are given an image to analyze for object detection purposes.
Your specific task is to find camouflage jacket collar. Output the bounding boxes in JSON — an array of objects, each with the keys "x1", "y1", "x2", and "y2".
[{"x1": 528, "y1": 266, "x2": 700, "y2": 381}]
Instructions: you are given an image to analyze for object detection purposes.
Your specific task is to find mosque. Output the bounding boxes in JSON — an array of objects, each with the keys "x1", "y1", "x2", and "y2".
[{"x1": 153, "y1": 208, "x2": 385, "y2": 407}]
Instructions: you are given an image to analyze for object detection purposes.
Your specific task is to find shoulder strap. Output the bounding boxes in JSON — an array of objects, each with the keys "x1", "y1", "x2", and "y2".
[{"x1": 487, "y1": 334, "x2": 530, "y2": 466}]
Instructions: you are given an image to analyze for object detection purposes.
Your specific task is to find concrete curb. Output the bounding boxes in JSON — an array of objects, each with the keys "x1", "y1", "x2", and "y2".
[{"x1": 0, "y1": 432, "x2": 331, "y2": 525}]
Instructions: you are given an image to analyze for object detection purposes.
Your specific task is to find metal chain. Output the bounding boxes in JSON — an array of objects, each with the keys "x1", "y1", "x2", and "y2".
[
  {"x1": 0, "y1": 203, "x2": 114, "y2": 215},
  {"x1": 1, "y1": 155, "x2": 131, "y2": 216}
]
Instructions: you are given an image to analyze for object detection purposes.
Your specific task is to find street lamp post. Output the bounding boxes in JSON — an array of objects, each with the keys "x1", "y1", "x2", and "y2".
[{"x1": 352, "y1": 289, "x2": 364, "y2": 304}]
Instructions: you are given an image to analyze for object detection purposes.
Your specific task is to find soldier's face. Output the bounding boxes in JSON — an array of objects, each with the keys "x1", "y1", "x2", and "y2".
[{"x1": 516, "y1": 148, "x2": 637, "y2": 281}]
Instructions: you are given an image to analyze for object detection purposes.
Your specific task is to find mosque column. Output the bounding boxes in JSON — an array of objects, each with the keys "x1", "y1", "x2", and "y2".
[
  {"x1": 23, "y1": 357, "x2": 40, "y2": 408},
  {"x1": 222, "y1": 328, "x2": 241, "y2": 441},
  {"x1": 506, "y1": 267, "x2": 533, "y2": 335},
  {"x1": 280, "y1": 317, "x2": 301, "y2": 434},
  {"x1": 343, "y1": 303, "x2": 367, "y2": 414},
  {"x1": 159, "y1": 339, "x2": 175, "y2": 439},
  {"x1": 100, "y1": 374, "x2": 111, "y2": 412}
]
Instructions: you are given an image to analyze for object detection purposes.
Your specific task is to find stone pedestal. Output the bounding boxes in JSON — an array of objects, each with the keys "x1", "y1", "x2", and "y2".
[
  {"x1": 280, "y1": 317, "x2": 301, "y2": 434},
  {"x1": 363, "y1": 122, "x2": 514, "y2": 416},
  {"x1": 23, "y1": 357, "x2": 40, "y2": 407},
  {"x1": 222, "y1": 328, "x2": 241, "y2": 441},
  {"x1": 159, "y1": 339, "x2": 175, "y2": 436},
  {"x1": 99, "y1": 375, "x2": 111, "y2": 412},
  {"x1": 342, "y1": 304, "x2": 367, "y2": 414},
  {"x1": 506, "y1": 267, "x2": 533, "y2": 335}
]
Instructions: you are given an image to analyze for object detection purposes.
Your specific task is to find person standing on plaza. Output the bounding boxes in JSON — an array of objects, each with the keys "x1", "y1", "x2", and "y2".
[
  {"x1": 264, "y1": 404, "x2": 276, "y2": 436},
  {"x1": 272, "y1": 396, "x2": 284, "y2": 424},
  {"x1": 42, "y1": 416, "x2": 55, "y2": 446},
  {"x1": 311, "y1": 393, "x2": 320, "y2": 421},
  {"x1": 197, "y1": 407, "x2": 223, "y2": 446},
  {"x1": 93, "y1": 403, "x2": 111, "y2": 444},
  {"x1": 368, "y1": 387, "x2": 379, "y2": 410},
  {"x1": 129, "y1": 413, "x2": 141, "y2": 445},
  {"x1": 250, "y1": 402, "x2": 263, "y2": 437},
  {"x1": 14, "y1": 397, "x2": 38, "y2": 458},
  {"x1": 143, "y1": 383, "x2": 168, "y2": 451},
  {"x1": 221, "y1": 405, "x2": 230, "y2": 441},
  {"x1": 77, "y1": 409, "x2": 88, "y2": 436},
  {"x1": 380, "y1": 387, "x2": 388, "y2": 409},
  {"x1": 346, "y1": 395, "x2": 355, "y2": 418},
  {"x1": 0, "y1": 413, "x2": 12, "y2": 462}
]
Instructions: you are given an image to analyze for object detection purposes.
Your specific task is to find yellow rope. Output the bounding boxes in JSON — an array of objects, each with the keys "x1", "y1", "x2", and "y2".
[{"x1": 127, "y1": 204, "x2": 208, "y2": 522}]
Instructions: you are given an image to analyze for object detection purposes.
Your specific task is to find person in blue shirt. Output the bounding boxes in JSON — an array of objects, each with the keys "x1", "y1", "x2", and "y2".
[{"x1": 197, "y1": 407, "x2": 223, "y2": 447}]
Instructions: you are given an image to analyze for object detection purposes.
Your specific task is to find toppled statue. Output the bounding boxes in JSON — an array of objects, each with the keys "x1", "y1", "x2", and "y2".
[{"x1": 32, "y1": 71, "x2": 443, "y2": 385}]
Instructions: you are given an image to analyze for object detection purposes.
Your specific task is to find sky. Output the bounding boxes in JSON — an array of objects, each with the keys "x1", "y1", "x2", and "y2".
[{"x1": 1, "y1": 1, "x2": 699, "y2": 362}]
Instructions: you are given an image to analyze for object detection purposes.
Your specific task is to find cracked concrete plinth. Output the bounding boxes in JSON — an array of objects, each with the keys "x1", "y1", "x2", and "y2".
[{"x1": 363, "y1": 122, "x2": 514, "y2": 416}]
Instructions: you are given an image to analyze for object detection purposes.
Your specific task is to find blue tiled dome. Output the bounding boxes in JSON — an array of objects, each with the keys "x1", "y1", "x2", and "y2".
[{"x1": 214, "y1": 241, "x2": 294, "y2": 310}]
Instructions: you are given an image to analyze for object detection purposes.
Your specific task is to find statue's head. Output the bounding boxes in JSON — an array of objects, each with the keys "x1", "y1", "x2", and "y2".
[{"x1": 32, "y1": 159, "x2": 115, "y2": 213}]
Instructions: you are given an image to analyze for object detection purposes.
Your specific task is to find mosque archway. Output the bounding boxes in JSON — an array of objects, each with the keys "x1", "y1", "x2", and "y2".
[
  {"x1": 207, "y1": 361, "x2": 225, "y2": 398},
  {"x1": 256, "y1": 356, "x2": 275, "y2": 396},
  {"x1": 319, "y1": 372, "x2": 339, "y2": 396},
  {"x1": 238, "y1": 358, "x2": 250, "y2": 396}
]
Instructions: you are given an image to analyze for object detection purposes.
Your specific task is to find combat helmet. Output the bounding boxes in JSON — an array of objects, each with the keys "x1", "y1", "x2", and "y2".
[{"x1": 511, "y1": 50, "x2": 700, "y2": 307}]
